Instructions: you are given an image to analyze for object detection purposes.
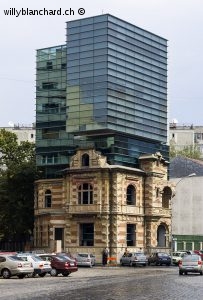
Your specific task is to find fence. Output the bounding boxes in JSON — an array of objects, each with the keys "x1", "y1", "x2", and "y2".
[{"x1": 0, "y1": 241, "x2": 28, "y2": 252}]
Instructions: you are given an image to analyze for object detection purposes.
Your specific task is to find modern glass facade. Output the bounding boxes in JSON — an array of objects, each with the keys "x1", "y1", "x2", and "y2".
[
  {"x1": 36, "y1": 45, "x2": 75, "y2": 178},
  {"x1": 36, "y1": 14, "x2": 169, "y2": 178}
]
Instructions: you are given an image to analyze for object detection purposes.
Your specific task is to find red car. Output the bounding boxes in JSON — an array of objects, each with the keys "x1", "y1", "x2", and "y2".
[
  {"x1": 194, "y1": 250, "x2": 203, "y2": 260},
  {"x1": 38, "y1": 254, "x2": 78, "y2": 277}
]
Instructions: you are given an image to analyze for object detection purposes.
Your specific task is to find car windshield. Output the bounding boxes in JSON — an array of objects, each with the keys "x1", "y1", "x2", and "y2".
[
  {"x1": 8, "y1": 256, "x2": 24, "y2": 261},
  {"x1": 30, "y1": 256, "x2": 43, "y2": 261},
  {"x1": 158, "y1": 253, "x2": 168, "y2": 257},
  {"x1": 55, "y1": 256, "x2": 67, "y2": 261},
  {"x1": 183, "y1": 255, "x2": 199, "y2": 261},
  {"x1": 78, "y1": 254, "x2": 88, "y2": 258},
  {"x1": 173, "y1": 253, "x2": 182, "y2": 257},
  {"x1": 134, "y1": 253, "x2": 145, "y2": 256}
]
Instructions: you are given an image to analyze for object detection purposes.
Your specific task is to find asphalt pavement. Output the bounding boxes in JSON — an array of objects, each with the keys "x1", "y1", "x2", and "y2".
[{"x1": 1, "y1": 265, "x2": 203, "y2": 300}]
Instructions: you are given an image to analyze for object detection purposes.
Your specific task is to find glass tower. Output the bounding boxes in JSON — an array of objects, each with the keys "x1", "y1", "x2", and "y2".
[{"x1": 36, "y1": 14, "x2": 169, "y2": 178}]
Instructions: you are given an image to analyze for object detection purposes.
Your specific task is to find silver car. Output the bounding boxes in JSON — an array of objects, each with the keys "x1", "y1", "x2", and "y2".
[
  {"x1": 75, "y1": 253, "x2": 96, "y2": 267},
  {"x1": 0, "y1": 254, "x2": 34, "y2": 279},
  {"x1": 120, "y1": 252, "x2": 147, "y2": 267},
  {"x1": 179, "y1": 254, "x2": 203, "y2": 275}
]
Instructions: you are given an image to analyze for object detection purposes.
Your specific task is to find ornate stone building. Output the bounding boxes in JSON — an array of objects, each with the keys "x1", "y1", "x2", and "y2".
[{"x1": 34, "y1": 149, "x2": 173, "y2": 263}]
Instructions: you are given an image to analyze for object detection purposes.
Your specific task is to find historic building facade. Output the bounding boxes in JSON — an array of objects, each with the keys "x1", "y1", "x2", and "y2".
[{"x1": 34, "y1": 149, "x2": 173, "y2": 263}]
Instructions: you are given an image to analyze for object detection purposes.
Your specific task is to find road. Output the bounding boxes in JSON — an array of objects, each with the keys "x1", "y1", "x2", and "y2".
[{"x1": 1, "y1": 266, "x2": 203, "y2": 300}]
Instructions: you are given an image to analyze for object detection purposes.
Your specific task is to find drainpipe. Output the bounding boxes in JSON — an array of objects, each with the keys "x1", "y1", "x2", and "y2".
[{"x1": 143, "y1": 174, "x2": 147, "y2": 252}]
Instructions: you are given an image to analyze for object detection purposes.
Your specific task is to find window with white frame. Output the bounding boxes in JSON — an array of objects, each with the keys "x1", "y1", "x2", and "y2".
[
  {"x1": 78, "y1": 183, "x2": 93, "y2": 204},
  {"x1": 45, "y1": 189, "x2": 52, "y2": 208}
]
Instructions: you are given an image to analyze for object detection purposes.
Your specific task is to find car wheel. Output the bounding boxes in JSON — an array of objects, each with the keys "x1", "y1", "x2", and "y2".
[
  {"x1": 148, "y1": 261, "x2": 150, "y2": 266},
  {"x1": 179, "y1": 270, "x2": 183, "y2": 275},
  {"x1": 38, "y1": 273, "x2": 46, "y2": 277},
  {"x1": 62, "y1": 272, "x2": 70, "y2": 277},
  {"x1": 50, "y1": 268, "x2": 58, "y2": 277},
  {"x1": 2, "y1": 269, "x2": 11, "y2": 279},
  {"x1": 200, "y1": 271, "x2": 203, "y2": 275},
  {"x1": 17, "y1": 274, "x2": 25, "y2": 279},
  {"x1": 185, "y1": 272, "x2": 188, "y2": 275},
  {"x1": 27, "y1": 272, "x2": 36, "y2": 278}
]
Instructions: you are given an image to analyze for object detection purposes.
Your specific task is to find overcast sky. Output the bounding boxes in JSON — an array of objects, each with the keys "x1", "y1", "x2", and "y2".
[{"x1": 0, "y1": 0, "x2": 202, "y2": 127}]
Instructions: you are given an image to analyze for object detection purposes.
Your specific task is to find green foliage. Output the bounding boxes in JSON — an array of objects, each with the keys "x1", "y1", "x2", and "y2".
[
  {"x1": 169, "y1": 142, "x2": 202, "y2": 160},
  {"x1": 0, "y1": 129, "x2": 36, "y2": 242}
]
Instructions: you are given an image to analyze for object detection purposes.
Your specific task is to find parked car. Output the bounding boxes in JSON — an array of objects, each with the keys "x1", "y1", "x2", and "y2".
[
  {"x1": 179, "y1": 254, "x2": 203, "y2": 275},
  {"x1": 38, "y1": 253, "x2": 78, "y2": 276},
  {"x1": 17, "y1": 253, "x2": 51, "y2": 277},
  {"x1": 178, "y1": 250, "x2": 194, "y2": 255},
  {"x1": 193, "y1": 250, "x2": 203, "y2": 260},
  {"x1": 172, "y1": 251, "x2": 187, "y2": 265},
  {"x1": 120, "y1": 252, "x2": 147, "y2": 267},
  {"x1": 148, "y1": 252, "x2": 171, "y2": 266},
  {"x1": 0, "y1": 254, "x2": 34, "y2": 279},
  {"x1": 56, "y1": 252, "x2": 76, "y2": 261},
  {"x1": 74, "y1": 253, "x2": 96, "y2": 268},
  {"x1": 0, "y1": 252, "x2": 17, "y2": 255}
]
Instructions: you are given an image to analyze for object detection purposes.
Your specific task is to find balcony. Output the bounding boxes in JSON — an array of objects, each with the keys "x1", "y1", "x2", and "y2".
[
  {"x1": 66, "y1": 204, "x2": 144, "y2": 216},
  {"x1": 35, "y1": 208, "x2": 65, "y2": 216},
  {"x1": 67, "y1": 204, "x2": 106, "y2": 215},
  {"x1": 118, "y1": 205, "x2": 144, "y2": 215},
  {"x1": 145, "y1": 206, "x2": 170, "y2": 217}
]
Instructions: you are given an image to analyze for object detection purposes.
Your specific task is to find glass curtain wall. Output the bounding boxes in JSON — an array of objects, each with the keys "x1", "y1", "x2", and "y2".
[
  {"x1": 66, "y1": 14, "x2": 169, "y2": 167},
  {"x1": 36, "y1": 45, "x2": 75, "y2": 178}
]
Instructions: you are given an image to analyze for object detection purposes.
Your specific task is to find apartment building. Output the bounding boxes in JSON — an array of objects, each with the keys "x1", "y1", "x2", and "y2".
[
  {"x1": 170, "y1": 122, "x2": 203, "y2": 157},
  {"x1": 0, "y1": 124, "x2": 35, "y2": 144}
]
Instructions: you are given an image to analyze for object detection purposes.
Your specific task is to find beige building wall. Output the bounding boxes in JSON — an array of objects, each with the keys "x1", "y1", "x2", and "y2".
[{"x1": 34, "y1": 149, "x2": 173, "y2": 263}]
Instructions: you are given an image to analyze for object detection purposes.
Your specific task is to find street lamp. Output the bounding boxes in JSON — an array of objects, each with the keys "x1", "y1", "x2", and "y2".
[
  {"x1": 170, "y1": 173, "x2": 196, "y2": 255},
  {"x1": 175, "y1": 173, "x2": 196, "y2": 187}
]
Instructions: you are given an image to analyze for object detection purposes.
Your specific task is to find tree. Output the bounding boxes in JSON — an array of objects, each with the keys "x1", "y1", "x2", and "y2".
[
  {"x1": 0, "y1": 129, "x2": 37, "y2": 243},
  {"x1": 170, "y1": 142, "x2": 202, "y2": 160}
]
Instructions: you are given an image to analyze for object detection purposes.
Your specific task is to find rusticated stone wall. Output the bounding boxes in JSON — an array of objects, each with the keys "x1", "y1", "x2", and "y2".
[{"x1": 34, "y1": 149, "x2": 172, "y2": 263}]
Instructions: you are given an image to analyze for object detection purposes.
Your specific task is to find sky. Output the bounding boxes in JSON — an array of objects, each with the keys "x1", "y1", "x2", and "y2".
[{"x1": 0, "y1": 0, "x2": 203, "y2": 127}]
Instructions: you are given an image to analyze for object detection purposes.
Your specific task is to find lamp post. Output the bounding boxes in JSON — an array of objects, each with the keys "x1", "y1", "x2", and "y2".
[{"x1": 170, "y1": 173, "x2": 196, "y2": 255}]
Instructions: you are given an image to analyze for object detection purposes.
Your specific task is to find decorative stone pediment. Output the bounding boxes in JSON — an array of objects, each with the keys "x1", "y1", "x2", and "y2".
[{"x1": 70, "y1": 148, "x2": 109, "y2": 169}]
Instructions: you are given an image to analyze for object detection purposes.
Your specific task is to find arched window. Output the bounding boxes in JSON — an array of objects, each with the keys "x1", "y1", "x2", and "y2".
[
  {"x1": 126, "y1": 185, "x2": 136, "y2": 205},
  {"x1": 157, "y1": 225, "x2": 166, "y2": 247},
  {"x1": 82, "y1": 153, "x2": 90, "y2": 167},
  {"x1": 78, "y1": 183, "x2": 93, "y2": 204},
  {"x1": 162, "y1": 187, "x2": 172, "y2": 208},
  {"x1": 45, "y1": 189, "x2": 52, "y2": 208}
]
